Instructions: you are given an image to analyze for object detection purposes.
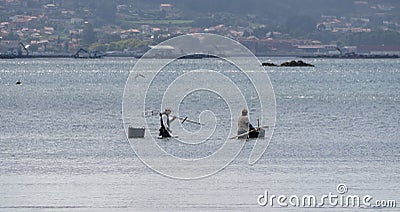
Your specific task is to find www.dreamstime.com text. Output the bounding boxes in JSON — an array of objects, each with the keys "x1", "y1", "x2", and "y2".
[{"x1": 257, "y1": 184, "x2": 396, "y2": 208}]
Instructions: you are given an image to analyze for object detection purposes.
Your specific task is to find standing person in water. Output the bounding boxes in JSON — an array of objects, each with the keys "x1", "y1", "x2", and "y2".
[
  {"x1": 159, "y1": 108, "x2": 177, "y2": 138},
  {"x1": 237, "y1": 108, "x2": 259, "y2": 139}
]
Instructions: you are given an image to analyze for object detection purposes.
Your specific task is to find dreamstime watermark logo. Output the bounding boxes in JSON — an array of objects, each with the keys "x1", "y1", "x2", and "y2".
[
  {"x1": 336, "y1": 183, "x2": 348, "y2": 194},
  {"x1": 122, "y1": 33, "x2": 276, "y2": 179},
  {"x1": 257, "y1": 184, "x2": 397, "y2": 208}
]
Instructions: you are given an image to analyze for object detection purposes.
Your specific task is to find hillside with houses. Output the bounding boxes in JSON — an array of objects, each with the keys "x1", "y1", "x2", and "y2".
[{"x1": 0, "y1": 0, "x2": 399, "y2": 57}]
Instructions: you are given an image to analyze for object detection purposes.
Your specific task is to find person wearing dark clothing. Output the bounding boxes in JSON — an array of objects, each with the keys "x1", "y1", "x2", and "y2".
[{"x1": 159, "y1": 108, "x2": 176, "y2": 138}]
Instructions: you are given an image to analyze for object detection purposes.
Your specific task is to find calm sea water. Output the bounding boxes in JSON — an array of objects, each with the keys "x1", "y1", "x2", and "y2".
[{"x1": 0, "y1": 58, "x2": 399, "y2": 211}]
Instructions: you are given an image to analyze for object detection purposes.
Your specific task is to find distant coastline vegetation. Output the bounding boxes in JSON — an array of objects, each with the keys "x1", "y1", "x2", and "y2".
[{"x1": 0, "y1": 0, "x2": 399, "y2": 56}]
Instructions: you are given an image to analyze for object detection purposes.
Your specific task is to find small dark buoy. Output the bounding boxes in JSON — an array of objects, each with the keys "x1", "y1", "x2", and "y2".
[{"x1": 16, "y1": 80, "x2": 21, "y2": 85}]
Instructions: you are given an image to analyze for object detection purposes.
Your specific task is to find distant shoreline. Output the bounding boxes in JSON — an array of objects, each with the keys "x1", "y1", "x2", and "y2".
[{"x1": 1, "y1": 53, "x2": 398, "y2": 59}]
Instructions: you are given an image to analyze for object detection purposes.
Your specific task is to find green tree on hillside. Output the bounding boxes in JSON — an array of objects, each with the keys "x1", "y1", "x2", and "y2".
[
  {"x1": 345, "y1": 30, "x2": 400, "y2": 45},
  {"x1": 284, "y1": 15, "x2": 316, "y2": 37},
  {"x1": 95, "y1": 0, "x2": 117, "y2": 24},
  {"x1": 81, "y1": 23, "x2": 97, "y2": 47}
]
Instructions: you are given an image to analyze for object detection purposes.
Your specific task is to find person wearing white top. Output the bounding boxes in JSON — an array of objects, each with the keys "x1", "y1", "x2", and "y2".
[{"x1": 237, "y1": 108, "x2": 259, "y2": 139}]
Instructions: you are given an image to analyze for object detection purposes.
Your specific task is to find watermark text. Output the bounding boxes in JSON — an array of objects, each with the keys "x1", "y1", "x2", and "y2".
[{"x1": 257, "y1": 184, "x2": 396, "y2": 208}]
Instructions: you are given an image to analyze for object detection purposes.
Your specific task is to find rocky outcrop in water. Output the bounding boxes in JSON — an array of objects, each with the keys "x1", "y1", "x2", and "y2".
[
  {"x1": 280, "y1": 60, "x2": 314, "y2": 67},
  {"x1": 262, "y1": 60, "x2": 314, "y2": 67},
  {"x1": 261, "y1": 62, "x2": 278, "y2": 66}
]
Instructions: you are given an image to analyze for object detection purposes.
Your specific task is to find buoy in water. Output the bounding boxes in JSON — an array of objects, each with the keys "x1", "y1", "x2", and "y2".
[{"x1": 16, "y1": 80, "x2": 21, "y2": 85}]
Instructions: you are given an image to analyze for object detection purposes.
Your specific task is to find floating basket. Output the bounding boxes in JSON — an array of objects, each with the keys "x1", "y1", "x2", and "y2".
[{"x1": 127, "y1": 127, "x2": 145, "y2": 138}]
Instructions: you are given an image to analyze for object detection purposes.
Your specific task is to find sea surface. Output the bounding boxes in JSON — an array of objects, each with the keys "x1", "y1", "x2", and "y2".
[{"x1": 0, "y1": 57, "x2": 399, "y2": 211}]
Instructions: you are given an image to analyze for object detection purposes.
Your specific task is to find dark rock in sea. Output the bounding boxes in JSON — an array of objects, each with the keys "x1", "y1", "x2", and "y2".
[
  {"x1": 178, "y1": 54, "x2": 218, "y2": 59},
  {"x1": 261, "y1": 62, "x2": 278, "y2": 66},
  {"x1": 280, "y1": 60, "x2": 314, "y2": 67}
]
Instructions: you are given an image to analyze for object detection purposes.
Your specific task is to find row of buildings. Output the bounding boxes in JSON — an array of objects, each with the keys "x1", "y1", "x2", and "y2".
[{"x1": 0, "y1": 1, "x2": 399, "y2": 56}]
